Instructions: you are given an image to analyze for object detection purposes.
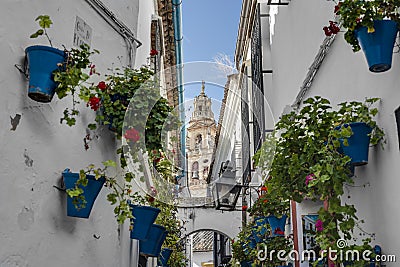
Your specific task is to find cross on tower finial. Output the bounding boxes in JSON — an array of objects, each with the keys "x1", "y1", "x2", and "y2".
[{"x1": 201, "y1": 80, "x2": 205, "y2": 95}]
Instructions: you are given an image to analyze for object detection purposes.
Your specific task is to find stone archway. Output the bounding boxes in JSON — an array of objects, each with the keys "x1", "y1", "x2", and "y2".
[{"x1": 177, "y1": 207, "x2": 242, "y2": 239}]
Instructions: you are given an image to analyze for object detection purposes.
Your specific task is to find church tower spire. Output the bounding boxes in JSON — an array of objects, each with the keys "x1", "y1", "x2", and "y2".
[
  {"x1": 191, "y1": 81, "x2": 214, "y2": 120},
  {"x1": 201, "y1": 80, "x2": 205, "y2": 95}
]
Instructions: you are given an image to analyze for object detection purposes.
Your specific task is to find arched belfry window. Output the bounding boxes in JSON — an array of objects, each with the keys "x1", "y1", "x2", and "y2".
[
  {"x1": 195, "y1": 134, "x2": 202, "y2": 149},
  {"x1": 192, "y1": 161, "x2": 199, "y2": 179}
]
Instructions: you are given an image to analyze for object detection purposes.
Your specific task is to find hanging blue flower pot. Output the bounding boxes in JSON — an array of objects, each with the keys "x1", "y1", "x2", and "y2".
[
  {"x1": 248, "y1": 236, "x2": 257, "y2": 249},
  {"x1": 240, "y1": 261, "x2": 253, "y2": 267},
  {"x1": 158, "y1": 248, "x2": 173, "y2": 267},
  {"x1": 62, "y1": 169, "x2": 105, "y2": 218},
  {"x1": 139, "y1": 224, "x2": 167, "y2": 257},
  {"x1": 337, "y1": 122, "x2": 372, "y2": 166},
  {"x1": 25, "y1": 45, "x2": 65, "y2": 102},
  {"x1": 267, "y1": 215, "x2": 287, "y2": 237},
  {"x1": 355, "y1": 20, "x2": 399, "y2": 73},
  {"x1": 254, "y1": 216, "x2": 268, "y2": 235},
  {"x1": 251, "y1": 226, "x2": 263, "y2": 243},
  {"x1": 130, "y1": 205, "x2": 161, "y2": 240}
]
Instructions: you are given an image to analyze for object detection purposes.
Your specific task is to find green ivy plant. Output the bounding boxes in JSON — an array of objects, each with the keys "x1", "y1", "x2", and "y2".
[
  {"x1": 151, "y1": 200, "x2": 187, "y2": 267},
  {"x1": 232, "y1": 225, "x2": 253, "y2": 264},
  {"x1": 232, "y1": 221, "x2": 293, "y2": 266},
  {"x1": 324, "y1": 0, "x2": 400, "y2": 51},
  {"x1": 257, "y1": 96, "x2": 384, "y2": 266}
]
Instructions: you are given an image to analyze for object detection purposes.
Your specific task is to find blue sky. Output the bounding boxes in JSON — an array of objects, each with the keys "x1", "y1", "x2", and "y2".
[
  {"x1": 181, "y1": 0, "x2": 242, "y2": 121},
  {"x1": 182, "y1": 0, "x2": 242, "y2": 63}
]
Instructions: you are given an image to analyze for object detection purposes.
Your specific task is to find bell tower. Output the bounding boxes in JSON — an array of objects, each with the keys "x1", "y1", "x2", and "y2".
[{"x1": 186, "y1": 81, "x2": 217, "y2": 197}]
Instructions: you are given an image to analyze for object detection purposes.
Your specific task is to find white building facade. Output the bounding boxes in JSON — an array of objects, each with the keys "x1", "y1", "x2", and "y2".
[
  {"x1": 233, "y1": 0, "x2": 400, "y2": 266},
  {"x1": 0, "y1": 1, "x2": 176, "y2": 266}
]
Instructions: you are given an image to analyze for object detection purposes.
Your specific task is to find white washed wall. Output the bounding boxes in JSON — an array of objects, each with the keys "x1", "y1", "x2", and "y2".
[
  {"x1": 263, "y1": 0, "x2": 400, "y2": 264},
  {"x1": 0, "y1": 1, "x2": 154, "y2": 266},
  {"x1": 135, "y1": 0, "x2": 157, "y2": 68}
]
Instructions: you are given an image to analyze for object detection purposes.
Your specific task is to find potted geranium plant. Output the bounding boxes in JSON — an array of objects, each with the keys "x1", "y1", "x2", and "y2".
[
  {"x1": 62, "y1": 168, "x2": 105, "y2": 218},
  {"x1": 324, "y1": 0, "x2": 400, "y2": 72},
  {"x1": 335, "y1": 98, "x2": 385, "y2": 165},
  {"x1": 80, "y1": 66, "x2": 179, "y2": 144},
  {"x1": 248, "y1": 189, "x2": 290, "y2": 237},
  {"x1": 257, "y1": 96, "x2": 384, "y2": 266},
  {"x1": 65, "y1": 160, "x2": 136, "y2": 221},
  {"x1": 26, "y1": 15, "x2": 99, "y2": 125},
  {"x1": 26, "y1": 15, "x2": 66, "y2": 103},
  {"x1": 232, "y1": 225, "x2": 253, "y2": 266}
]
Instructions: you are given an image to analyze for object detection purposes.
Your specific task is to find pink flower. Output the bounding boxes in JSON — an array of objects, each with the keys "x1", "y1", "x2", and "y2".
[
  {"x1": 315, "y1": 219, "x2": 324, "y2": 232},
  {"x1": 305, "y1": 174, "x2": 315, "y2": 186}
]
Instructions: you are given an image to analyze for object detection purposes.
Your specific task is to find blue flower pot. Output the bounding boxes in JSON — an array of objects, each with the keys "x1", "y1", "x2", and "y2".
[
  {"x1": 251, "y1": 227, "x2": 263, "y2": 243},
  {"x1": 337, "y1": 122, "x2": 372, "y2": 166},
  {"x1": 130, "y1": 205, "x2": 161, "y2": 240},
  {"x1": 254, "y1": 216, "x2": 268, "y2": 235},
  {"x1": 267, "y1": 215, "x2": 287, "y2": 237},
  {"x1": 240, "y1": 261, "x2": 253, "y2": 267},
  {"x1": 248, "y1": 236, "x2": 257, "y2": 249},
  {"x1": 139, "y1": 224, "x2": 167, "y2": 257},
  {"x1": 62, "y1": 169, "x2": 105, "y2": 218},
  {"x1": 25, "y1": 45, "x2": 65, "y2": 102},
  {"x1": 158, "y1": 248, "x2": 173, "y2": 267},
  {"x1": 355, "y1": 20, "x2": 399, "y2": 72}
]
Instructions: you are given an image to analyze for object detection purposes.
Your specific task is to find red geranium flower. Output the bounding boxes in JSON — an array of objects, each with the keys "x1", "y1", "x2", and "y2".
[
  {"x1": 89, "y1": 64, "x2": 96, "y2": 75},
  {"x1": 124, "y1": 128, "x2": 140, "y2": 142},
  {"x1": 150, "y1": 49, "x2": 158, "y2": 56},
  {"x1": 334, "y1": 3, "x2": 341, "y2": 14},
  {"x1": 97, "y1": 81, "x2": 107, "y2": 91},
  {"x1": 260, "y1": 186, "x2": 268, "y2": 192},
  {"x1": 323, "y1": 21, "x2": 340, "y2": 36},
  {"x1": 242, "y1": 205, "x2": 248, "y2": 211},
  {"x1": 274, "y1": 228, "x2": 285, "y2": 235},
  {"x1": 88, "y1": 96, "x2": 101, "y2": 111}
]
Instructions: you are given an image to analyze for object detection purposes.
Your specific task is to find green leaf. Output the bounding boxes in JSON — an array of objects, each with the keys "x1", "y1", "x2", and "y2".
[
  {"x1": 88, "y1": 123, "x2": 97, "y2": 130},
  {"x1": 107, "y1": 193, "x2": 117, "y2": 205},
  {"x1": 66, "y1": 187, "x2": 84, "y2": 197},
  {"x1": 103, "y1": 160, "x2": 117, "y2": 168},
  {"x1": 30, "y1": 29, "x2": 44, "y2": 38}
]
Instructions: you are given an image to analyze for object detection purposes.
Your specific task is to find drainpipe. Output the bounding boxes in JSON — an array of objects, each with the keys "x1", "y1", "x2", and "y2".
[
  {"x1": 172, "y1": 0, "x2": 186, "y2": 181},
  {"x1": 85, "y1": 0, "x2": 142, "y2": 67}
]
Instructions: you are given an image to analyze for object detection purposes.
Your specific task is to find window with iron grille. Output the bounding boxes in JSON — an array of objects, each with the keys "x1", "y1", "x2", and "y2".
[
  {"x1": 241, "y1": 68, "x2": 251, "y2": 184},
  {"x1": 251, "y1": 4, "x2": 265, "y2": 154}
]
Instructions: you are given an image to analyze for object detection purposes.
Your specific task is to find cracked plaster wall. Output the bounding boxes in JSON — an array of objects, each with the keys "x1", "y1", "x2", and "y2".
[{"x1": 0, "y1": 1, "x2": 154, "y2": 266}]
